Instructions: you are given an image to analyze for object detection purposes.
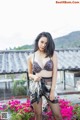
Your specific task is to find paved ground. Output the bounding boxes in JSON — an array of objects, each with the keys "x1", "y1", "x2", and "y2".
[
  {"x1": 59, "y1": 94, "x2": 80, "y2": 104},
  {"x1": 56, "y1": 82, "x2": 80, "y2": 104}
]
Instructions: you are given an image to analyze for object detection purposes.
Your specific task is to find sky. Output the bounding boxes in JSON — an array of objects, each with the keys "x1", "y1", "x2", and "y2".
[{"x1": 0, "y1": 0, "x2": 80, "y2": 50}]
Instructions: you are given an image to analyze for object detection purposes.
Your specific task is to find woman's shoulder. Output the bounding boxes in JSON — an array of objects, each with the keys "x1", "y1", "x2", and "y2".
[
  {"x1": 54, "y1": 51, "x2": 57, "y2": 56},
  {"x1": 27, "y1": 53, "x2": 34, "y2": 60}
]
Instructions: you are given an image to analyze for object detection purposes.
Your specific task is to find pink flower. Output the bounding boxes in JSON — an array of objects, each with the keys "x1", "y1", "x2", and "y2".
[{"x1": 0, "y1": 97, "x2": 75, "y2": 120}]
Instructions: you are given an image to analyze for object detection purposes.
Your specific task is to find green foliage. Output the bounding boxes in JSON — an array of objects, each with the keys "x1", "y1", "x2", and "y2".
[
  {"x1": 10, "y1": 112, "x2": 22, "y2": 120},
  {"x1": 13, "y1": 86, "x2": 26, "y2": 96},
  {"x1": 12, "y1": 80, "x2": 27, "y2": 96},
  {"x1": 10, "y1": 111, "x2": 34, "y2": 120},
  {"x1": 73, "y1": 104, "x2": 80, "y2": 119},
  {"x1": 13, "y1": 44, "x2": 34, "y2": 50}
]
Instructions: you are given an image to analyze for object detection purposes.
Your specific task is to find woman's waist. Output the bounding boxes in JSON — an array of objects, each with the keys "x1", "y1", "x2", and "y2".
[
  {"x1": 42, "y1": 77, "x2": 52, "y2": 79},
  {"x1": 41, "y1": 77, "x2": 52, "y2": 83},
  {"x1": 33, "y1": 70, "x2": 53, "y2": 77}
]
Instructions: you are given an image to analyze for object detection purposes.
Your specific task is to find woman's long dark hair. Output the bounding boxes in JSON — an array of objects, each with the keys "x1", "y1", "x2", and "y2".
[{"x1": 34, "y1": 32, "x2": 55, "y2": 57}]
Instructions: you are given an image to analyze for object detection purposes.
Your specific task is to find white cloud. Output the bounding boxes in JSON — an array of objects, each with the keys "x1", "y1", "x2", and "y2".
[{"x1": 0, "y1": 0, "x2": 80, "y2": 50}]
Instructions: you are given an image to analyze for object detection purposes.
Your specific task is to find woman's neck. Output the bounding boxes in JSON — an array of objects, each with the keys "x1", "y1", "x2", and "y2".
[
  {"x1": 38, "y1": 50, "x2": 44, "y2": 54},
  {"x1": 37, "y1": 50, "x2": 46, "y2": 57}
]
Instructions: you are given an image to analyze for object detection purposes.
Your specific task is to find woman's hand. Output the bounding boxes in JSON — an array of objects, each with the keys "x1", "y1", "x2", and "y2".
[
  {"x1": 33, "y1": 75, "x2": 42, "y2": 82},
  {"x1": 49, "y1": 90, "x2": 55, "y2": 101}
]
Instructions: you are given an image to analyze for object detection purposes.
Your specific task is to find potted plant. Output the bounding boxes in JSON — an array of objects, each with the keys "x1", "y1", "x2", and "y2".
[{"x1": 12, "y1": 80, "x2": 27, "y2": 97}]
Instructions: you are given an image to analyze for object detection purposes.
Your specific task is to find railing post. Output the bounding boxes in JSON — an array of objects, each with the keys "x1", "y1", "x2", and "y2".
[
  {"x1": 63, "y1": 70, "x2": 66, "y2": 90},
  {"x1": 26, "y1": 71, "x2": 29, "y2": 96}
]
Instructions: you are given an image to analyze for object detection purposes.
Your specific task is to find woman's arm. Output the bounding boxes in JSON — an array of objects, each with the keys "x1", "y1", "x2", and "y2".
[
  {"x1": 27, "y1": 54, "x2": 41, "y2": 81},
  {"x1": 27, "y1": 54, "x2": 35, "y2": 80},
  {"x1": 51, "y1": 51, "x2": 58, "y2": 92}
]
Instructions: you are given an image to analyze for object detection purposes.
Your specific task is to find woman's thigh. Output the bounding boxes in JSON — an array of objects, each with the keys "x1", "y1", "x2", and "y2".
[
  {"x1": 47, "y1": 100, "x2": 61, "y2": 115},
  {"x1": 32, "y1": 98, "x2": 42, "y2": 114}
]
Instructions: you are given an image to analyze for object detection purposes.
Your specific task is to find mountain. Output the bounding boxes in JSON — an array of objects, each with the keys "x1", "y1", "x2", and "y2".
[
  {"x1": 13, "y1": 44, "x2": 34, "y2": 50},
  {"x1": 13, "y1": 31, "x2": 80, "y2": 50},
  {"x1": 54, "y1": 31, "x2": 80, "y2": 49}
]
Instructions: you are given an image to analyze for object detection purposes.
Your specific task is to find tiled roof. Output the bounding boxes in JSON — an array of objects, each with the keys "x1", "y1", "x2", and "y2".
[
  {"x1": 0, "y1": 50, "x2": 30, "y2": 74},
  {"x1": 0, "y1": 49, "x2": 80, "y2": 74},
  {"x1": 56, "y1": 48, "x2": 80, "y2": 70}
]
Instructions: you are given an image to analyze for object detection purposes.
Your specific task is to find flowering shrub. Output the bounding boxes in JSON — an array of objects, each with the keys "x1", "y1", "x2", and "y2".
[
  {"x1": 0, "y1": 98, "x2": 80, "y2": 120},
  {"x1": 42, "y1": 98, "x2": 74, "y2": 120},
  {"x1": 59, "y1": 98, "x2": 74, "y2": 120},
  {"x1": 1, "y1": 100, "x2": 34, "y2": 120}
]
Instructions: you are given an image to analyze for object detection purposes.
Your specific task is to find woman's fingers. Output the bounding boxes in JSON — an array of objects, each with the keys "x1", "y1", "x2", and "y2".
[
  {"x1": 49, "y1": 92, "x2": 55, "y2": 101},
  {"x1": 34, "y1": 76, "x2": 41, "y2": 82}
]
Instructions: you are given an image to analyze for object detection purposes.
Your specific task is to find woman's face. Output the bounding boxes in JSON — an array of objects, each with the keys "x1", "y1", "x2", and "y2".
[{"x1": 38, "y1": 36, "x2": 48, "y2": 52}]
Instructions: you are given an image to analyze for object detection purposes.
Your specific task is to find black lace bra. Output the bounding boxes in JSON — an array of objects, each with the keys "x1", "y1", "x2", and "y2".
[{"x1": 33, "y1": 55, "x2": 53, "y2": 73}]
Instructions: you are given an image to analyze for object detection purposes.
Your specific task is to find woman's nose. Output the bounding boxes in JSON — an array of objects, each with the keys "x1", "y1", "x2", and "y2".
[{"x1": 42, "y1": 43, "x2": 46, "y2": 47}]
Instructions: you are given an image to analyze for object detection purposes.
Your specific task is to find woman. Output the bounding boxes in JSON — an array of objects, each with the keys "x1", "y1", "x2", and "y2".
[{"x1": 27, "y1": 32, "x2": 62, "y2": 120}]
